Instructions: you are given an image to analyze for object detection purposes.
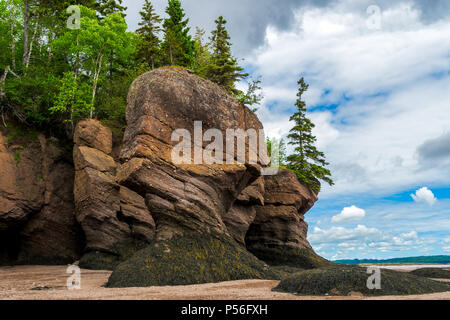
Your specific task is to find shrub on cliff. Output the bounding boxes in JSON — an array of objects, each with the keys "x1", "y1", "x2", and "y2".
[
  {"x1": 106, "y1": 235, "x2": 278, "y2": 287},
  {"x1": 274, "y1": 266, "x2": 450, "y2": 296},
  {"x1": 410, "y1": 268, "x2": 450, "y2": 279}
]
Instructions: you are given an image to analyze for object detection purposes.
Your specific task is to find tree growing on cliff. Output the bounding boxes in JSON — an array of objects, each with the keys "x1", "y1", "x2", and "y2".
[
  {"x1": 206, "y1": 16, "x2": 248, "y2": 95},
  {"x1": 287, "y1": 77, "x2": 334, "y2": 190},
  {"x1": 161, "y1": 0, "x2": 194, "y2": 67},
  {"x1": 136, "y1": 0, "x2": 162, "y2": 70}
]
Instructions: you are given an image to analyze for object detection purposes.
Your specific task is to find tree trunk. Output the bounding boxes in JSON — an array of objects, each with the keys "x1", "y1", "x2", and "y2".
[
  {"x1": 90, "y1": 54, "x2": 104, "y2": 119},
  {"x1": 25, "y1": 15, "x2": 39, "y2": 70},
  {"x1": 0, "y1": 66, "x2": 10, "y2": 98},
  {"x1": 22, "y1": 0, "x2": 29, "y2": 67},
  {"x1": 9, "y1": 11, "x2": 16, "y2": 70}
]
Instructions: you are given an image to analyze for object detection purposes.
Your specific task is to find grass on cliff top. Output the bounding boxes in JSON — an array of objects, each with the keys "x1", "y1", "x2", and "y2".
[
  {"x1": 274, "y1": 265, "x2": 450, "y2": 296},
  {"x1": 247, "y1": 245, "x2": 335, "y2": 270},
  {"x1": 410, "y1": 268, "x2": 450, "y2": 279},
  {"x1": 107, "y1": 235, "x2": 278, "y2": 288}
]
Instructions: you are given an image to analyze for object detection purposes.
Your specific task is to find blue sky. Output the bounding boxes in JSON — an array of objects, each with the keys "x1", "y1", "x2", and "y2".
[{"x1": 124, "y1": 0, "x2": 450, "y2": 260}]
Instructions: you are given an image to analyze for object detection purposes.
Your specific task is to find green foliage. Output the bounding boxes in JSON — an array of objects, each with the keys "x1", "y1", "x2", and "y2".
[
  {"x1": 274, "y1": 265, "x2": 450, "y2": 296},
  {"x1": 0, "y1": 0, "x2": 260, "y2": 137},
  {"x1": 205, "y1": 16, "x2": 248, "y2": 95},
  {"x1": 191, "y1": 27, "x2": 211, "y2": 78},
  {"x1": 236, "y1": 78, "x2": 264, "y2": 111},
  {"x1": 107, "y1": 234, "x2": 278, "y2": 287},
  {"x1": 266, "y1": 137, "x2": 287, "y2": 166},
  {"x1": 410, "y1": 268, "x2": 450, "y2": 279},
  {"x1": 136, "y1": 0, "x2": 162, "y2": 69},
  {"x1": 287, "y1": 77, "x2": 334, "y2": 191},
  {"x1": 161, "y1": 0, "x2": 194, "y2": 67},
  {"x1": 50, "y1": 72, "x2": 91, "y2": 124}
]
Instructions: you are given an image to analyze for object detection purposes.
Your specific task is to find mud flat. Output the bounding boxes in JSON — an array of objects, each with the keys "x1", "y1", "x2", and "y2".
[{"x1": 0, "y1": 266, "x2": 449, "y2": 300}]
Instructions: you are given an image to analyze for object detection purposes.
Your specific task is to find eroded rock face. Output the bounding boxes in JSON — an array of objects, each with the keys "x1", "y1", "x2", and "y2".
[
  {"x1": 0, "y1": 132, "x2": 82, "y2": 264},
  {"x1": 73, "y1": 120, "x2": 155, "y2": 255},
  {"x1": 222, "y1": 177, "x2": 264, "y2": 245},
  {"x1": 118, "y1": 68, "x2": 264, "y2": 241},
  {"x1": 245, "y1": 169, "x2": 318, "y2": 252}
]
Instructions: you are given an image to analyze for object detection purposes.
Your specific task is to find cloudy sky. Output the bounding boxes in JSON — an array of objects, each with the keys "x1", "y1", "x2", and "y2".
[{"x1": 123, "y1": 0, "x2": 450, "y2": 260}]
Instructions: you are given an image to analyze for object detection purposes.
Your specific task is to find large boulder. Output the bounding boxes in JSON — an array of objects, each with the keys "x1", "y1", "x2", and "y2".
[
  {"x1": 0, "y1": 131, "x2": 82, "y2": 265},
  {"x1": 117, "y1": 67, "x2": 265, "y2": 241}
]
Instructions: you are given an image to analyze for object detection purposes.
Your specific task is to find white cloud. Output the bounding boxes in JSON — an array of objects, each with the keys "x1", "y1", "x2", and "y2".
[
  {"x1": 309, "y1": 224, "x2": 380, "y2": 244},
  {"x1": 443, "y1": 246, "x2": 450, "y2": 252},
  {"x1": 247, "y1": 1, "x2": 450, "y2": 198},
  {"x1": 332, "y1": 205, "x2": 366, "y2": 223},
  {"x1": 411, "y1": 187, "x2": 437, "y2": 206}
]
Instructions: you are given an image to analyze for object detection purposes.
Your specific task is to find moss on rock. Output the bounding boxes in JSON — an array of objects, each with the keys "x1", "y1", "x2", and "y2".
[
  {"x1": 410, "y1": 268, "x2": 450, "y2": 279},
  {"x1": 79, "y1": 240, "x2": 147, "y2": 270},
  {"x1": 106, "y1": 235, "x2": 278, "y2": 287},
  {"x1": 274, "y1": 266, "x2": 450, "y2": 296},
  {"x1": 247, "y1": 245, "x2": 334, "y2": 269}
]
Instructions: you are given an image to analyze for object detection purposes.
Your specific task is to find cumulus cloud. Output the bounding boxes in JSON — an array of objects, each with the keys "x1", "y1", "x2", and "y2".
[
  {"x1": 332, "y1": 205, "x2": 366, "y2": 223},
  {"x1": 411, "y1": 187, "x2": 437, "y2": 206},
  {"x1": 247, "y1": 1, "x2": 450, "y2": 198},
  {"x1": 308, "y1": 225, "x2": 380, "y2": 244}
]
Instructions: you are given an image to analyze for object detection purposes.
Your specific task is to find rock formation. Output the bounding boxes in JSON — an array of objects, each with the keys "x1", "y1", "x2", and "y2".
[
  {"x1": 0, "y1": 131, "x2": 81, "y2": 265},
  {"x1": 73, "y1": 120, "x2": 155, "y2": 256},
  {"x1": 0, "y1": 67, "x2": 326, "y2": 273},
  {"x1": 117, "y1": 68, "x2": 264, "y2": 241}
]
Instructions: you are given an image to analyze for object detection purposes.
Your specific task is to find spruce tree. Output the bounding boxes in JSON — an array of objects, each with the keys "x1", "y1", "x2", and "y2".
[
  {"x1": 136, "y1": 0, "x2": 162, "y2": 69},
  {"x1": 206, "y1": 16, "x2": 248, "y2": 95},
  {"x1": 287, "y1": 77, "x2": 334, "y2": 191},
  {"x1": 97, "y1": 0, "x2": 127, "y2": 17},
  {"x1": 161, "y1": 0, "x2": 194, "y2": 67}
]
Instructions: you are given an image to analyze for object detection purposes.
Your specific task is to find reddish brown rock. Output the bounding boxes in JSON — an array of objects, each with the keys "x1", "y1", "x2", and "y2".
[
  {"x1": 74, "y1": 119, "x2": 113, "y2": 155},
  {"x1": 222, "y1": 177, "x2": 264, "y2": 245},
  {"x1": 0, "y1": 132, "x2": 82, "y2": 264},
  {"x1": 73, "y1": 120, "x2": 155, "y2": 254},
  {"x1": 246, "y1": 169, "x2": 319, "y2": 251},
  {"x1": 118, "y1": 67, "x2": 264, "y2": 241}
]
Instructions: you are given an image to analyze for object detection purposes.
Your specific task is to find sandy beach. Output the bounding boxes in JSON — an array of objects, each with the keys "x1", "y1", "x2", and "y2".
[{"x1": 0, "y1": 265, "x2": 449, "y2": 300}]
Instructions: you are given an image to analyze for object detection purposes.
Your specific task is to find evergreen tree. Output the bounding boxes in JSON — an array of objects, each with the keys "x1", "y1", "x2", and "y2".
[
  {"x1": 206, "y1": 16, "x2": 248, "y2": 95},
  {"x1": 97, "y1": 0, "x2": 127, "y2": 17},
  {"x1": 136, "y1": 0, "x2": 162, "y2": 69},
  {"x1": 287, "y1": 77, "x2": 334, "y2": 190},
  {"x1": 192, "y1": 27, "x2": 211, "y2": 78},
  {"x1": 161, "y1": 0, "x2": 194, "y2": 67}
]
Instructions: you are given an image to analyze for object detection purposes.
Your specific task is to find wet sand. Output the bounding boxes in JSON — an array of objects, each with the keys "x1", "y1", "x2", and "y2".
[{"x1": 0, "y1": 265, "x2": 449, "y2": 300}]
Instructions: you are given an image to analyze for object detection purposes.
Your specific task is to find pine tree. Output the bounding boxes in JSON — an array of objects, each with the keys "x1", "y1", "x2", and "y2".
[
  {"x1": 96, "y1": 0, "x2": 127, "y2": 17},
  {"x1": 136, "y1": 0, "x2": 162, "y2": 69},
  {"x1": 161, "y1": 0, "x2": 194, "y2": 67},
  {"x1": 287, "y1": 77, "x2": 334, "y2": 191},
  {"x1": 206, "y1": 16, "x2": 248, "y2": 95},
  {"x1": 192, "y1": 27, "x2": 211, "y2": 78}
]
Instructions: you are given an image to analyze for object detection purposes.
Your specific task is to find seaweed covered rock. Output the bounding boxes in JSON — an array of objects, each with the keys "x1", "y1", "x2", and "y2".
[
  {"x1": 274, "y1": 266, "x2": 450, "y2": 296},
  {"x1": 117, "y1": 67, "x2": 265, "y2": 241},
  {"x1": 244, "y1": 169, "x2": 326, "y2": 268},
  {"x1": 107, "y1": 234, "x2": 277, "y2": 287},
  {"x1": 410, "y1": 268, "x2": 450, "y2": 279}
]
